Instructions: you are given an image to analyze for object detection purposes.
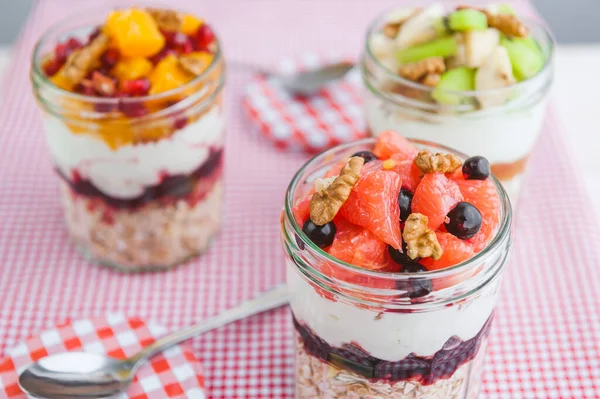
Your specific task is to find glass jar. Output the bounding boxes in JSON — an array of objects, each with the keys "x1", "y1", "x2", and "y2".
[
  {"x1": 30, "y1": 7, "x2": 225, "y2": 272},
  {"x1": 362, "y1": 11, "x2": 554, "y2": 204},
  {"x1": 281, "y1": 139, "x2": 512, "y2": 399}
]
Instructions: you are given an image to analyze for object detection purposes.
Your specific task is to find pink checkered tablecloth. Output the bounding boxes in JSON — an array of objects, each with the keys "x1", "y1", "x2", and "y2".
[
  {"x1": 0, "y1": 1, "x2": 599, "y2": 398},
  {"x1": 0, "y1": 314, "x2": 207, "y2": 398}
]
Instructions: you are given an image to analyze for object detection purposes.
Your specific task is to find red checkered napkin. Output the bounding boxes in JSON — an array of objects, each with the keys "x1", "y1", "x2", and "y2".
[
  {"x1": 243, "y1": 53, "x2": 368, "y2": 152},
  {"x1": 0, "y1": 314, "x2": 207, "y2": 399}
]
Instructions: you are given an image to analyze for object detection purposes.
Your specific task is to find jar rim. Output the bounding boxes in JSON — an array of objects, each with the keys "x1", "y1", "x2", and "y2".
[
  {"x1": 284, "y1": 137, "x2": 512, "y2": 282},
  {"x1": 30, "y1": 3, "x2": 223, "y2": 105},
  {"x1": 363, "y1": 7, "x2": 555, "y2": 99}
]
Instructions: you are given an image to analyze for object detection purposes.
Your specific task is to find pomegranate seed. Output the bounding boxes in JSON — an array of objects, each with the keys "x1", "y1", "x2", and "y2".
[
  {"x1": 149, "y1": 48, "x2": 177, "y2": 65},
  {"x1": 55, "y1": 43, "x2": 69, "y2": 63},
  {"x1": 66, "y1": 38, "x2": 83, "y2": 51},
  {"x1": 121, "y1": 78, "x2": 151, "y2": 96},
  {"x1": 174, "y1": 116, "x2": 188, "y2": 130},
  {"x1": 181, "y1": 40, "x2": 193, "y2": 54},
  {"x1": 74, "y1": 79, "x2": 96, "y2": 96},
  {"x1": 194, "y1": 24, "x2": 215, "y2": 51},
  {"x1": 161, "y1": 30, "x2": 176, "y2": 46},
  {"x1": 100, "y1": 48, "x2": 120, "y2": 69},
  {"x1": 119, "y1": 100, "x2": 149, "y2": 118},
  {"x1": 42, "y1": 59, "x2": 62, "y2": 77}
]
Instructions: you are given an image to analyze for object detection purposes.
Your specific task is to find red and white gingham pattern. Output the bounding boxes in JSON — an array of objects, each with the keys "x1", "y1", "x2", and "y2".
[
  {"x1": 0, "y1": 314, "x2": 207, "y2": 398},
  {"x1": 243, "y1": 54, "x2": 368, "y2": 152},
  {"x1": 0, "y1": 0, "x2": 598, "y2": 398}
]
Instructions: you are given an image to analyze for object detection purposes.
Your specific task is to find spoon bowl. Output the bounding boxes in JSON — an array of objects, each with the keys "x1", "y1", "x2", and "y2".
[
  {"x1": 18, "y1": 284, "x2": 289, "y2": 399},
  {"x1": 19, "y1": 352, "x2": 133, "y2": 398}
]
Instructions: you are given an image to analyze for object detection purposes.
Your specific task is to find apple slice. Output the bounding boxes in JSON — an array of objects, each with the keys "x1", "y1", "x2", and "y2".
[
  {"x1": 500, "y1": 36, "x2": 545, "y2": 81},
  {"x1": 475, "y1": 46, "x2": 516, "y2": 107},
  {"x1": 464, "y1": 28, "x2": 501, "y2": 67},
  {"x1": 431, "y1": 66, "x2": 476, "y2": 105},
  {"x1": 395, "y1": 3, "x2": 444, "y2": 49},
  {"x1": 448, "y1": 9, "x2": 488, "y2": 32},
  {"x1": 396, "y1": 36, "x2": 458, "y2": 64}
]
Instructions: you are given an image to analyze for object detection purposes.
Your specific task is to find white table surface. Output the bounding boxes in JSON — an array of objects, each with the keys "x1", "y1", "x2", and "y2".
[{"x1": 1, "y1": 45, "x2": 598, "y2": 217}]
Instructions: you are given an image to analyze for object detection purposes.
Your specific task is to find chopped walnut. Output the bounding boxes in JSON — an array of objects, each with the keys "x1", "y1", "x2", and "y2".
[
  {"x1": 63, "y1": 33, "x2": 109, "y2": 86},
  {"x1": 414, "y1": 150, "x2": 463, "y2": 174},
  {"x1": 484, "y1": 11, "x2": 528, "y2": 38},
  {"x1": 314, "y1": 177, "x2": 337, "y2": 193},
  {"x1": 421, "y1": 73, "x2": 441, "y2": 87},
  {"x1": 403, "y1": 213, "x2": 442, "y2": 260},
  {"x1": 310, "y1": 157, "x2": 364, "y2": 226},
  {"x1": 91, "y1": 71, "x2": 116, "y2": 96},
  {"x1": 147, "y1": 8, "x2": 182, "y2": 32},
  {"x1": 398, "y1": 57, "x2": 445, "y2": 81}
]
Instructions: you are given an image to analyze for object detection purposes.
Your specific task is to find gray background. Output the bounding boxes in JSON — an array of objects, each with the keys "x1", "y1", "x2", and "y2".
[{"x1": 0, "y1": 0, "x2": 598, "y2": 44}]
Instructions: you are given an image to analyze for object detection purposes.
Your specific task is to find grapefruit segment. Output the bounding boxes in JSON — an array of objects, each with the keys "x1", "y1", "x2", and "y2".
[
  {"x1": 339, "y1": 168, "x2": 403, "y2": 249},
  {"x1": 373, "y1": 131, "x2": 419, "y2": 160},
  {"x1": 421, "y1": 232, "x2": 474, "y2": 270},
  {"x1": 387, "y1": 156, "x2": 423, "y2": 191},
  {"x1": 412, "y1": 173, "x2": 463, "y2": 230},
  {"x1": 327, "y1": 218, "x2": 388, "y2": 270},
  {"x1": 449, "y1": 170, "x2": 500, "y2": 252},
  {"x1": 292, "y1": 197, "x2": 311, "y2": 225}
]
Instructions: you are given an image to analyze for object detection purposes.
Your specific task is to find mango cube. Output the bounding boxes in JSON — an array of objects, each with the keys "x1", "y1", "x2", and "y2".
[
  {"x1": 104, "y1": 8, "x2": 165, "y2": 58},
  {"x1": 112, "y1": 57, "x2": 153, "y2": 81},
  {"x1": 149, "y1": 54, "x2": 194, "y2": 94}
]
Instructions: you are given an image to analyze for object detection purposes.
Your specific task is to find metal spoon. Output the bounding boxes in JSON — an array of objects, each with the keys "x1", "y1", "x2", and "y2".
[
  {"x1": 19, "y1": 284, "x2": 289, "y2": 399},
  {"x1": 230, "y1": 60, "x2": 355, "y2": 95}
]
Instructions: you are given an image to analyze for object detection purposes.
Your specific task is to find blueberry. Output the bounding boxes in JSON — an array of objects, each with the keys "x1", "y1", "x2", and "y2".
[
  {"x1": 388, "y1": 242, "x2": 419, "y2": 266},
  {"x1": 445, "y1": 202, "x2": 482, "y2": 240},
  {"x1": 351, "y1": 151, "x2": 378, "y2": 163},
  {"x1": 395, "y1": 262, "x2": 432, "y2": 298},
  {"x1": 302, "y1": 220, "x2": 336, "y2": 248},
  {"x1": 462, "y1": 156, "x2": 490, "y2": 180},
  {"x1": 398, "y1": 188, "x2": 413, "y2": 222}
]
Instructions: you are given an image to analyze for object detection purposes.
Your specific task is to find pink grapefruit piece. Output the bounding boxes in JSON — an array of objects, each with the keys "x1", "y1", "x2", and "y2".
[
  {"x1": 387, "y1": 156, "x2": 422, "y2": 192},
  {"x1": 339, "y1": 168, "x2": 403, "y2": 249},
  {"x1": 373, "y1": 130, "x2": 419, "y2": 160},
  {"x1": 412, "y1": 173, "x2": 463, "y2": 230},
  {"x1": 327, "y1": 218, "x2": 388, "y2": 270},
  {"x1": 449, "y1": 170, "x2": 500, "y2": 252},
  {"x1": 421, "y1": 232, "x2": 475, "y2": 271}
]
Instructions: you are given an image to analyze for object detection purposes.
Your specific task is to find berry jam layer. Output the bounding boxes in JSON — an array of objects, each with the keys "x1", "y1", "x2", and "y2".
[
  {"x1": 58, "y1": 148, "x2": 222, "y2": 209},
  {"x1": 293, "y1": 314, "x2": 493, "y2": 385}
]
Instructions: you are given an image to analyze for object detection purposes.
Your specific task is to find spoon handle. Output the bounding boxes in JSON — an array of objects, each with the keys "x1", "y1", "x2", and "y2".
[{"x1": 128, "y1": 284, "x2": 289, "y2": 366}]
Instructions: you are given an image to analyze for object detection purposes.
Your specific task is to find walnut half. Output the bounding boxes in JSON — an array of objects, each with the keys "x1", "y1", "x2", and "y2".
[
  {"x1": 63, "y1": 33, "x2": 109, "y2": 86},
  {"x1": 310, "y1": 156, "x2": 364, "y2": 226},
  {"x1": 414, "y1": 150, "x2": 463, "y2": 174},
  {"x1": 403, "y1": 213, "x2": 443, "y2": 260},
  {"x1": 398, "y1": 56, "x2": 445, "y2": 81}
]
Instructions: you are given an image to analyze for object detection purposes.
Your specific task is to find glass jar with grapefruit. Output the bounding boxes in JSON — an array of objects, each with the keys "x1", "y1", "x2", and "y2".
[{"x1": 281, "y1": 131, "x2": 512, "y2": 398}]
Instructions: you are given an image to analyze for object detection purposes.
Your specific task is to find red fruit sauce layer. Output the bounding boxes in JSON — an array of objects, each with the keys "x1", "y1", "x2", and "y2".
[
  {"x1": 58, "y1": 148, "x2": 223, "y2": 209},
  {"x1": 294, "y1": 314, "x2": 493, "y2": 385}
]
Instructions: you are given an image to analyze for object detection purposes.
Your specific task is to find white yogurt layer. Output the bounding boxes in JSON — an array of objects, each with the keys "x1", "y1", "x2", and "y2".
[
  {"x1": 365, "y1": 91, "x2": 548, "y2": 165},
  {"x1": 287, "y1": 261, "x2": 499, "y2": 362},
  {"x1": 43, "y1": 107, "x2": 225, "y2": 199}
]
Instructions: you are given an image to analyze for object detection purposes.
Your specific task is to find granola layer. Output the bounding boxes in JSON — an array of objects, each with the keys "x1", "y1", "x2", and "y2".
[{"x1": 59, "y1": 174, "x2": 222, "y2": 271}]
